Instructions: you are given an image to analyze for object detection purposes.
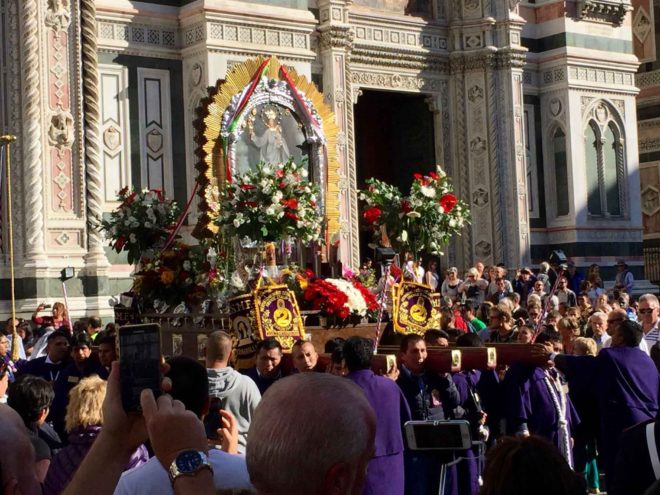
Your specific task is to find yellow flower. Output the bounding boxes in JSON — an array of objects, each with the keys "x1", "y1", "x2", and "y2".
[{"x1": 296, "y1": 273, "x2": 308, "y2": 290}]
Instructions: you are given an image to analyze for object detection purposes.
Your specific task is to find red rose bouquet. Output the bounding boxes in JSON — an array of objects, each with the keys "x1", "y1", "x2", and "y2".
[{"x1": 359, "y1": 166, "x2": 469, "y2": 255}]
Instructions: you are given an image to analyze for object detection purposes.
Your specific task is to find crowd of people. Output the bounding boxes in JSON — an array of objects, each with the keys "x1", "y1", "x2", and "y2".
[{"x1": 0, "y1": 258, "x2": 658, "y2": 495}]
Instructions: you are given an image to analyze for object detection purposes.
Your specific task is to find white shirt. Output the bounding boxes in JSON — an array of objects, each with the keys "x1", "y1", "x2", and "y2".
[
  {"x1": 114, "y1": 449, "x2": 253, "y2": 495},
  {"x1": 592, "y1": 333, "x2": 611, "y2": 352}
]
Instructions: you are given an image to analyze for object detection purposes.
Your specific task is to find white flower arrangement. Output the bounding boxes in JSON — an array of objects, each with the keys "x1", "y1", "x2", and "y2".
[
  {"x1": 325, "y1": 278, "x2": 369, "y2": 317},
  {"x1": 216, "y1": 158, "x2": 323, "y2": 245}
]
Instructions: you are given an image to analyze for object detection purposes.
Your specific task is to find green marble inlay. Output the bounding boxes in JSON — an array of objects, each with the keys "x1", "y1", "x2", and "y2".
[{"x1": 522, "y1": 32, "x2": 632, "y2": 54}]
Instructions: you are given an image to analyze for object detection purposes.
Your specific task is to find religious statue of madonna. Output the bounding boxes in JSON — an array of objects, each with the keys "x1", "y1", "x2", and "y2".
[{"x1": 250, "y1": 108, "x2": 291, "y2": 165}]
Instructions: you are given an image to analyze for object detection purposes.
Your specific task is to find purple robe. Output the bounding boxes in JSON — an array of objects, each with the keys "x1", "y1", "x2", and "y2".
[
  {"x1": 451, "y1": 371, "x2": 482, "y2": 495},
  {"x1": 17, "y1": 356, "x2": 70, "y2": 383},
  {"x1": 348, "y1": 369, "x2": 411, "y2": 495},
  {"x1": 504, "y1": 364, "x2": 579, "y2": 457},
  {"x1": 556, "y1": 346, "x2": 660, "y2": 479}
]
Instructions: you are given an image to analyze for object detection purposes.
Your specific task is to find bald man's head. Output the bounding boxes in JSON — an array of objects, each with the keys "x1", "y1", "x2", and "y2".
[
  {"x1": 246, "y1": 373, "x2": 376, "y2": 495},
  {"x1": 205, "y1": 331, "x2": 233, "y2": 367},
  {"x1": 606, "y1": 308, "x2": 628, "y2": 337}
]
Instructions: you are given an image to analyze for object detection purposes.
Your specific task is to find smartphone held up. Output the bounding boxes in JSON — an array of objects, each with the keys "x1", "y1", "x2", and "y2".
[{"x1": 118, "y1": 323, "x2": 162, "y2": 412}]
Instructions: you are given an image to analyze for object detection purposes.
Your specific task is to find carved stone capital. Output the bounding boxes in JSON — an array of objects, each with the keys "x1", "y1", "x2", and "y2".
[
  {"x1": 493, "y1": 49, "x2": 527, "y2": 69},
  {"x1": 449, "y1": 49, "x2": 496, "y2": 73},
  {"x1": 319, "y1": 25, "x2": 354, "y2": 51}
]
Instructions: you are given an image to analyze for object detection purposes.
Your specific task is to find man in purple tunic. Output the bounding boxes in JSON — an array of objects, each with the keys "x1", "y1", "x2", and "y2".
[
  {"x1": 505, "y1": 333, "x2": 579, "y2": 468},
  {"x1": 548, "y1": 319, "x2": 660, "y2": 482},
  {"x1": 344, "y1": 337, "x2": 410, "y2": 495},
  {"x1": 451, "y1": 333, "x2": 490, "y2": 495}
]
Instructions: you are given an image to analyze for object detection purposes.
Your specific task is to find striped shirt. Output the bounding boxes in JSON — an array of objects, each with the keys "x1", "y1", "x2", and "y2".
[{"x1": 644, "y1": 323, "x2": 660, "y2": 348}]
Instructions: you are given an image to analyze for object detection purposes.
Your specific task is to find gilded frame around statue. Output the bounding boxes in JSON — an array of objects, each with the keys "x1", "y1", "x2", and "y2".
[{"x1": 193, "y1": 56, "x2": 340, "y2": 243}]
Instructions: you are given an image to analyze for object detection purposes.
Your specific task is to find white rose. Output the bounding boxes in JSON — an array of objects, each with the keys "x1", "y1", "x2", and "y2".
[
  {"x1": 301, "y1": 168, "x2": 308, "y2": 178},
  {"x1": 144, "y1": 222, "x2": 152, "y2": 228},
  {"x1": 420, "y1": 186, "x2": 436, "y2": 198},
  {"x1": 129, "y1": 233, "x2": 137, "y2": 243}
]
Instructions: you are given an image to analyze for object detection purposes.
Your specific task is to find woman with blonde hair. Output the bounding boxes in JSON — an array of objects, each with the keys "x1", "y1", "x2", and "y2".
[
  {"x1": 32, "y1": 302, "x2": 69, "y2": 332},
  {"x1": 43, "y1": 376, "x2": 148, "y2": 494}
]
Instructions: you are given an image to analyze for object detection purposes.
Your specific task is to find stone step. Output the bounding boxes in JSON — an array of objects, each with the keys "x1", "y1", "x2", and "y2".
[{"x1": 602, "y1": 279, "x2": 659, "y2": 298}]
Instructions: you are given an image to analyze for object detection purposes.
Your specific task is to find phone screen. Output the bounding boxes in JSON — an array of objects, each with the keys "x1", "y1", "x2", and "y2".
[
  {"x1": 405, "y1": 421, "x2": 471, "y2": 450},
  {"x1": 204, "y1": 397, "x2": 226, "y2": 440},
  {"x1": 119, "y1": 324, "x2": 161, "y2": 412}
]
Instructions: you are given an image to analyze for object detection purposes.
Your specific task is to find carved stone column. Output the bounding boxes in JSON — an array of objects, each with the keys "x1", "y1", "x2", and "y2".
[
  {"x1": 447, "y1": 0, "x2": 530, "y2": 267},
  {"x1": 317, "y1": 0, "x2": 359, "y2": 270},
  {"x1": 81, "y1": 0, "x2": 110, "y2": 271},
  {"x1": 19, "y1": 0, "x2": 47, "y2": 267}
]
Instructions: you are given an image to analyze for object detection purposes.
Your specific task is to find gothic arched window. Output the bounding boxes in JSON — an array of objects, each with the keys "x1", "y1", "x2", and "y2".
[
  {"x1": 553, "y1": 128, "x2": 569, "y2": 216},
  {"x1": 584, "y1": 103, "x2": 625, "y2": 217}
]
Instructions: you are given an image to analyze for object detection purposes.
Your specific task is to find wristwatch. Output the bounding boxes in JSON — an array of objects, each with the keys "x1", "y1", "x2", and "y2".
[{"x1": 168, "y1": 450, "x2": 213, "y2": 483}]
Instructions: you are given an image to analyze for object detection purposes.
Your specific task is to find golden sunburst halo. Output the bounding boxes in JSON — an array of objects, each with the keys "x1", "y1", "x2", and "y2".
[{"x1": 193, "y1": 55, "x2": 340, "y2": 242}]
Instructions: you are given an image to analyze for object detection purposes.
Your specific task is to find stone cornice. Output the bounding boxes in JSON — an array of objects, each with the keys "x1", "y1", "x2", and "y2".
[
  {"x1": 576, "y1": 0, "x2": 633, "y2": 26},
  {"x1": 351, "y1": 45, "x2": 448, "y2": 72}
]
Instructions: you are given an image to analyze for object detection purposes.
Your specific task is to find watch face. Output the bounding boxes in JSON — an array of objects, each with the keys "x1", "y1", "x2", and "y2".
[{"x1": 175, "y1": 451, "x2": 204, "y2": 473}]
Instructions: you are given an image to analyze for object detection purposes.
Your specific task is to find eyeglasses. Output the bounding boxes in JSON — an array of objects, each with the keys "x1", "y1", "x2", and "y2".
[{"x1": 639, "y1": 308, "x2": 656, "y2": 314}]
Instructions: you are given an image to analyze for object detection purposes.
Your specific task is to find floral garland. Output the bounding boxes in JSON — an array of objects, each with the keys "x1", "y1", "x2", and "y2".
[
  {"x1": 99, "y1": 187, "x2": 180, "y2": 265},
  {"x1": 216, "y1": 158, "x2": 323, "y2": 245},
  {"x1": 304, "y1": 278, "x2": 379, "y2": 319},
  {"x1": 360, "y1": 167, "x2": 470, "y2": 255}
]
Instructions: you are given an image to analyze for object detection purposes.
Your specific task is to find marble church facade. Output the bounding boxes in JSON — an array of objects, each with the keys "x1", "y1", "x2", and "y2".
[{"x1": 0, "y1": 0, "x2": 650, "y2": 317}]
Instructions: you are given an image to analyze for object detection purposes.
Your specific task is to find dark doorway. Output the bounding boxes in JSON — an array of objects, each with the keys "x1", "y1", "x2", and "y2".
[{"x1": 354, "y1": 90, "x2": 436, "y2": 261}]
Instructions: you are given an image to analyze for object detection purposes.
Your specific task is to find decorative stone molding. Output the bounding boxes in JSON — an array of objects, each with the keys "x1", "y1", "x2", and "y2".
[
  {"x1": 567, "y1": 65, "x2": 635, "y2": 87},
  {"x1": 207, "y1": 21, "x2": 311, "y2": 50},
  {"x1": 97, "y1": 20, "x2": 178, "y2": 49},
  {"x1": 351, "y1": 70, "x2": 444, "y2": 92},
  {"x1": 576, "y1": 0, "x2": 633, "y2": 26},
  {"x1": 639, "y1": 119, "x2": 660, "y2": 154},
  {"x1": 351, "y1": 47, "x2": 447, "y2": 72},
  {"x1": 642, "y1": 186, "x2": 660, "y2": 216},
  {"x1": 352, "y1": 23, "x2": 448, "y2": 52},
  {"x1": 632, "y1": 6, "x2": 652, "y2": 43},
  {"x1": 637, "y1": 70, "x2": 660, "y2": 89}
]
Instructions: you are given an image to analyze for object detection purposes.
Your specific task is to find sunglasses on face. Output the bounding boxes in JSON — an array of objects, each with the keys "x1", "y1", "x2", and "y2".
[{"x1": 639, "y1": 308, "x2": 656, "y2": 314}]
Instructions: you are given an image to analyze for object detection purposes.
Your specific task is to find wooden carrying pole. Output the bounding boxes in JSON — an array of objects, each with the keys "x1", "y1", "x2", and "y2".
[{"x1": 1, "y1": 135, "x2": 19, "y2": 362}]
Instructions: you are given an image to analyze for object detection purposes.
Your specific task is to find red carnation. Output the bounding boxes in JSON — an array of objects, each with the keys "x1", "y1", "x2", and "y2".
[
  {"x1": 413, "y1": 173, "x2": 423, "y2": 181},
  {"x1": 278, "y1": 182, "x2": 286, "y2": 189},
  {"x1": 401, "y1": 200, "x2": 412, "y2": 213},
  {"x1": 363, "y1": 207, "x2": 382, "y2": 224},
  {"x1": 429, "y1": 172, "x2": 439, "y2": 180},
  {"x1": 276, "y1": 169, "x2": 285, "y2": 178},
  {"x1": 281, "y1": 198, "x2": 298, "y2": 209},
  {"x1": 239, "y1": 184, "x2": 255, "y2": 190},
  {"x1": 440, "y1": 193, "x2": 458, "y2": 212},
  {"x1": 285, "y1": 211, "x2": 299, "y2": 221},
  {"x1": 115, "y1": 236, "x2": 126, "y2": 250}
]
